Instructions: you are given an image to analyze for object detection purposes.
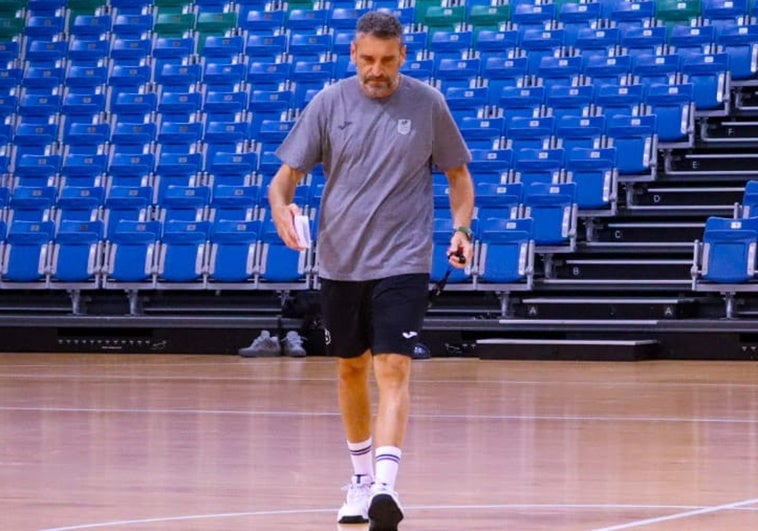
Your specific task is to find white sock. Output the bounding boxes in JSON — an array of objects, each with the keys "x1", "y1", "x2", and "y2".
[
  {"x1": 374, "y1": 445, "x2": 402, "y2": 489},
  {"x1": 347, "y1": 438, "x2": 373, "y2": 479}
]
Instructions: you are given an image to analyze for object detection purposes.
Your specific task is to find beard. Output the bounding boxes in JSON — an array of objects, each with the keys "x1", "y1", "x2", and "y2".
[{"x1": 359, "y1": 72, "x2": 400, "y2": 98}]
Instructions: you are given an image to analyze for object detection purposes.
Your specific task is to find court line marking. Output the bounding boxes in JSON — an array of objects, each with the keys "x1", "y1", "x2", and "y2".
[
  {"x1": 2, "y1": 371, "x2": 758, "y2": 390},
  {"x1": 2, "y1": 405, "x2": 758, "y2": 425},
  {"x1": 593, "y1": 497, "x2": 758, "y2": 530},
  {"x1": 41, "y1": 503, "x2": 758, "y2": 531}
]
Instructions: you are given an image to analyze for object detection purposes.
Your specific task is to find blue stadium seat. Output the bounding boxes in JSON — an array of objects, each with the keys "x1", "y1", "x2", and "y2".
[
  {"x1": 104, "y1": 219, "x2": 161, "y2": 287},
  {"x1": 241, "y1": 9, "x2": 286, "y2": 34},
  {"x1": 68, "y1": 38, "x2": 110, "y2": 67},
  {"x1": 110, "y1": 37, "x2": 152, "y2": 66},
  {"x1": 716, "y1": 23, "x2": 758, "y2": 82},
  {"x1": 207, "y1": 219, "x2": 261, "y2": 285},
  {"x1": 545, "y1": 83, "x2": 594, "y2": 120},
  {"x1": 50, "y1": 219, "x2": 104, "y2": 286},
  {"x1": 400, "y1": 58, "x2": 435, "y2": 82},
  {"x1": 8, "y1": 186, "x2": 56, "y2": 223},
  {"x1": 475, "y1": 29, "x2": 520, "y2": 58},
  {"x1": 107, "y1": 151, "x2": 155, "y2": 187},
  {"x1": 55, "y1": 185, "x2": 105, "y2": 224},
  {"x1": 558, "y1": 1, "x2": 602, "y2": 46},
  {"x1": 645, "y1": 82, "x2": 695, "y2": 144},
  {"x1": 25, "y1": 39, "x2": 67, "y2": 65},
  {"x1": 537, "y1": 55, "x2": 584, "y2": 92},
  {"x1": 258, "y1": 216, "x2": 310, "y2": 286},
  {"x1": 203, "y1": 62, "x2": 246, "y2": 92},
  {"x1": 207, "y1": 152, "x2": 259, "y2": 186},
  {"x1": 435, "y1": 57, "x2": 481, "y2": 91},
  {"x1": 246, "y1": 60, "x2": 291, "y2": 91},
  {"x1": 103, "y1": 186, "x2": 153, "y2": 239},
  {"x1": 670, "y1": 24, "x2": 717, "y2": 58},
  {"x1": 497, "y1": 84, "x2": 545, "y2": 119},
  {"x1": 1, "y1": 219, "x2": 55, "y2": 285},
  {"x1": 159, "y1": 91, "x2": 203, "y2": 121},
  {"x1": 523, "y1": 182, "x2": 578, "y2": 248},
  {"x1": 245, "y1": 33, "x2": 287, "y2": 61},
  {"x1": 680, "y1": 52, "x2": 730, "y2": 113},
  {"x1": 458, "y1": 115, "x2": 504, "y2": 150},
  {"x1": 402, "y1": 29, "x2": 428, "y2": 54},
  {"x1": 203, "y1": 35, "x2": 245, "y2": 62},
  {"x1": 290, "y1": 60, "x2": 335, "y2": 109},
  {"x1": 111, "y1": 13, "x2": 154, "y2": 37},
  {"x1": 594, "y1": 83, "x2": 646, "y2": 118},
  {"x1": 430, "y1": 217, "x2": 472, "y2": 285},
  {"x1": 476, "y1": 216, "x2": 534, "y2": 286},
  {"x1": 209, "y1": 184, "x2": 260, "y2": 221},
  {"x1": 110, "y1": 91, "x2": 158, "y2": 123},
  {"x1": 698, "y1": 216, "x2": 758, "y2": 283},
  {"x1": 474, "y1": 181, "x2": 523, "y2": 220},
  {"x1": 157, "y1": 219, "x2": 211, "y2": 285},
  {"x1": 505, "y1": 116, "x2": 556, "y2": 151},
  {"x1": 25, "y1": 15, "x2": 65, "y2": 39},
  {"x1": 564, "y1": 147, "x2": 618, "y2": 211},
  {"x1": 740, "y1": 180, "x2": 758, "y2": 217},
  {"x1": 520, "y1": 29, "x2": 566, "y2": 75},
  {"x1": 287, "y1": 8, "x2": 329, "y2": 31},
  {"x1": 512, "y1": 147, "x2": 565, "y2": 187},
  {"x1": 555, "y1": 115, "x2": 606, "y2": 151},
  {"x1": 445, "y1": 85, "x2": 489, "y2": 121},
  {"x1": 156, "y1": 63, "x2": 202, "y2": 92},
  {"x1": 631, "y1": 52, "x2": 681, "y2": 86},
  {"x1": 60, "y1": 153, "x2": 108, "y2": 187},
  {"x1": 583, "y1": 54, "x2": 633, "y2": 87},
  {"x1": 288, "y1": 32, "x2": 333, "y2": 61},
  {"x1": 157, "y1": 121, "x2": 203, "y2": 154},
  {"x1": 157, "y1": 185, "x2": 210, "y2": 222},
  {"x1": 483, "y1": 55, "x2": 529, "y2": 106},
  {"x1": 468, "y1": 148, "x2": 513, "y2": 183},
  {"x1": 605, "y1": 114, "x2": 657, "y2": 177},
  {"x1": 70, "y1": 14, "x2": 111, "y2": 38},
  {"x1": 329, "y1": 7, "x2": 370, "y2": 29},
  {"x1": 512, "y1": 2, "x2": 556, "y2": 32},
  {"x1": 703, "y1": 0, "x2": 748, "y2": 22},
  {"x1": 621, "y1": 26, "x2": 669, "y2": 59},
  {"x1": 574, "y1": 27, "x2": 621, "y2": 58},
  {"x1": 609, "y1": 0, "x2": 656, "y2": 32}
]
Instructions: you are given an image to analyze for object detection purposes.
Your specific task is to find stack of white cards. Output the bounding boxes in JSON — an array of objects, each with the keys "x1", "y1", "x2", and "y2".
[{"x1": 294, "y1": 215, "x2": 311, "y2": 248}]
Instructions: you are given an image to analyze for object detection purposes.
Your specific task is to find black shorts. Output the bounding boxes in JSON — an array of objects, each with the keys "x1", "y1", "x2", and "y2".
[{"x1": 319, "y1": 273, "x2": 429, "y2": 359}]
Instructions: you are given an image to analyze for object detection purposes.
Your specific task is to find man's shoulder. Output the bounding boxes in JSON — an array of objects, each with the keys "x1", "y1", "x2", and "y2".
[{"x1": 399, "y1": 75, "x2": 445, "y2": 102}]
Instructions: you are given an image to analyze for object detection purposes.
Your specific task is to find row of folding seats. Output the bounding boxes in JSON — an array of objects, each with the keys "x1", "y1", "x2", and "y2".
[
  {"x1": 0, "y1": 215, "x2": 314, "y2": 291},
  {"x1": 0, "y1": 173, "x2": 324, "y2": 231}
]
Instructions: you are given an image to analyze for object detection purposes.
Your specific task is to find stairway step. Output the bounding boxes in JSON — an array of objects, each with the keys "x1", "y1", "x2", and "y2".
[
  {"x1": 476, "y1": 338, "x2": 660, "y2": 361},
  {"x1": 515, "y1": 297, "x2": 698, "y2": 319}
]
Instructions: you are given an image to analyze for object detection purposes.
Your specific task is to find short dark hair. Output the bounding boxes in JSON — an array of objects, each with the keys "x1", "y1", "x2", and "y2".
[{"x1": 355, "y1": 11, "x2": 403, "y2": 41}]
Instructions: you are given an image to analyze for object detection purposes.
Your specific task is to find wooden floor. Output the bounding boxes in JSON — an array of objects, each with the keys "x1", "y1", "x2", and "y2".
[{"x1": 2, "y1": 354, "x2": 758, "y2": 531}]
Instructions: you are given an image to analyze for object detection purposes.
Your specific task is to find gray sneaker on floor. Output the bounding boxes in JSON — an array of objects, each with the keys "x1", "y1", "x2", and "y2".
[
  {"x1": 282, "y1": 330, "x2": 307, "y2": 357},
  {"x1": 238, "y1": 330, "x2": 281, "y2": 357}
]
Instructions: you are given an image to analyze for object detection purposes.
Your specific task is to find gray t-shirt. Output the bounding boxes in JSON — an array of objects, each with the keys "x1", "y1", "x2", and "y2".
[{"x1": 275, "y1": 74, "x2": 471, "y2": 281}]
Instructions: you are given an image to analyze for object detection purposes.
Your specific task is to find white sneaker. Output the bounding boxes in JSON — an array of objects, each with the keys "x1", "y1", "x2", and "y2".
[
  {"x1": 337, "y1": 474, "x2": 372, "y2": 524},
  {"x1": 368, "y1": 482, "x2": 404, "y2": 531}
]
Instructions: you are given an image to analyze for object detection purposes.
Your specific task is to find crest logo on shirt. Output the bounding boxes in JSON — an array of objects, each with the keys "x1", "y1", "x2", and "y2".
[{"x1": 397, "y1": 119, "x2": 412, "y2": 135}]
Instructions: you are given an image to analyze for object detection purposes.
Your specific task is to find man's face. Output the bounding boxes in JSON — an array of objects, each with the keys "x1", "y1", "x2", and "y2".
[{"x1": 350, "y1": 33, "x2": 407, "y2": 99}]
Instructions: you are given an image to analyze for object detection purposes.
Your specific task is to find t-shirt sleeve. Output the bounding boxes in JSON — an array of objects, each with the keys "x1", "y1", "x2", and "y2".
[
  {"x1": 430, "y1": 93, "x2": 471, "y2": 172},
  {"x1": 274, "y1": 93, "x2": 326, "y2": 175}
]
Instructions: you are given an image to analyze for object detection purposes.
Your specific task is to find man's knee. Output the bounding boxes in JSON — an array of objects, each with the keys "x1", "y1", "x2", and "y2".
[
  {"x1": 373, "y1": 353, "x2": 411, "y2": 383},
  {"x1": 338, "y1": 350, "x2": 371, "y2": 381}
]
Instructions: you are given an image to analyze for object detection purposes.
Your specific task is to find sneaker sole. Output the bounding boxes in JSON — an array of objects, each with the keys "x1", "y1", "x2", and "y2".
[
  {"x1": 337, "y1": 515, "x2": 368, "y2": 524},
  {"x1": 368, "y1": 494, "x2": 403, "y2": 531}
]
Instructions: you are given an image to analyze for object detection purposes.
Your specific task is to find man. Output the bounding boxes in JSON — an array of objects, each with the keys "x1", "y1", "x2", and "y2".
[{"x1": 267, "y1": 11, "x2": 474, "y2": 530}]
